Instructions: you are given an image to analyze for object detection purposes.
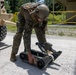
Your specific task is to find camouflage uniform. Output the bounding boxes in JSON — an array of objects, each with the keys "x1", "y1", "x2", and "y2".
[{"x1": 11, "y1": 3, "x2": 48, "y2": 55}]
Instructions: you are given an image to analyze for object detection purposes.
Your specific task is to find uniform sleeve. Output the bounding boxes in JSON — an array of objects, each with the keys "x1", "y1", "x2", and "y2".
[
  {"x1": 42, "y1": 19, "x2": 48, "y2": 30},
  {"x1": 23, "y1": 20, "x2": 33, "y2": 52},
  {"x1": 34, "y1": 19, "x2": 48, "y2": 44}
]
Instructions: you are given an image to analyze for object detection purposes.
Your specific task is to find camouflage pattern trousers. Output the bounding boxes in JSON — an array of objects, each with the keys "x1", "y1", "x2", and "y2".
[{"x1": 11, "y1": 14, "x2": 46, "y2": 55}]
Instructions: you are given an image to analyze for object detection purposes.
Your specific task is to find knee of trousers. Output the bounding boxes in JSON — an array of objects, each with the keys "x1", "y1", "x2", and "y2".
[{"x1": 14, "y1": 33, "x2": 23, "y2": 39}]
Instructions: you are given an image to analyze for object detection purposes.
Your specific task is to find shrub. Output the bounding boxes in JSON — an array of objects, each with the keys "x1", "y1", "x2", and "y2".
[
  {"x1": 48, "y1": 13, "x2": 65, "y2": 25},
  {"x1": 11, "y1": 13, "x2": 65, "y2": 25}
]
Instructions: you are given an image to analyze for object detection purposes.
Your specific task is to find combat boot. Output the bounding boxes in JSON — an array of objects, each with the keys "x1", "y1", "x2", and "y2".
[{"x1": 10, "y1": 53, "x2": 17, "y2": 62}]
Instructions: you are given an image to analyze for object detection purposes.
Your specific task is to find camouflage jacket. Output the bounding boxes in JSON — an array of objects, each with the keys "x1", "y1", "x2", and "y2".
[{"x1": 19, "y1": 3, "x2": 48, "y2": 52}]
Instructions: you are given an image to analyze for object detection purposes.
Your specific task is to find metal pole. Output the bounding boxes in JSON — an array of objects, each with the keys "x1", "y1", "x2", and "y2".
[
  {"x1": 0, "y1": 0, "x2": 1, "y2": 18},
  {"x1": 53, "y1": 0, "x2": 54, "y2": 24}
]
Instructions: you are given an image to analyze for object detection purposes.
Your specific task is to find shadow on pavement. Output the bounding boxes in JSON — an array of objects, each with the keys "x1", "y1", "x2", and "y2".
[
  {"x1": 0, "y1": 42, "x2": 12, "y2": 50},
  {"x1": 47, "y1": 62, "x2": 61, "y2": 70},
  {"x1": 15, "y1": 55, "x2": 61, "y2": 75},
  {"x1": 74, "y1": 60, "x2": 76, "y2": 75}
]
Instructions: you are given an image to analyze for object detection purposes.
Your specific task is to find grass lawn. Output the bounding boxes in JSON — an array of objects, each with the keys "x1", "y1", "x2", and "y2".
[{"x1": 7, "y1": 24, "x2": 17, "y2": 32}]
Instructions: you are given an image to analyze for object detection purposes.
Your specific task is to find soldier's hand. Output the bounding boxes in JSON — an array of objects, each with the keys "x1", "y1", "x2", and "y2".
[{"x1": 47, "y1": 50, "x2": 53, "y2": 55}]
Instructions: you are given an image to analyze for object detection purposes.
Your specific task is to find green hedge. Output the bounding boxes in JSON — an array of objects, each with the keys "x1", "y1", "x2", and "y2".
[
  {"x1": 11, "y1": 13, "x2": 65, "y2": 25},
  {"x1": 48, "y1": 13, "x2": 65, "y2": 25}
]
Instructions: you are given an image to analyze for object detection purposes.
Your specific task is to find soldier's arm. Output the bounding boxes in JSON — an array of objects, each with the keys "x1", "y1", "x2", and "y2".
[
  {"x1": 42, "y1": 18, "x2": 48, "y2": 31},
  {"x1": 23, "y1": 20, "x2": 33, "y2": 52},
  {"x1": 23, "y1": 21, "x2": 35, "y2": 64}
]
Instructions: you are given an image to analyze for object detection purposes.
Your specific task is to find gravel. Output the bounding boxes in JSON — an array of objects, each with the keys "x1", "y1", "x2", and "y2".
[{"x1": 0, "y1": 32, "x2": 76, "y2": 75}]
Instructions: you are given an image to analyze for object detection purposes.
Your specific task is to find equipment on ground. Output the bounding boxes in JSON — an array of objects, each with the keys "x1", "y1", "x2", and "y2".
[
  {"x1": 20, "y1": 42, "x2": 62, "y2": 69},
  {"x1": 0, "y1": 0, "x2": 13, "y2": 41},
  {"x1": 0, "y1": 0, "x2": 7, "y2": 41},
  {"x1": 0, "y1": 24, "x2": 7, "y2": 41}
]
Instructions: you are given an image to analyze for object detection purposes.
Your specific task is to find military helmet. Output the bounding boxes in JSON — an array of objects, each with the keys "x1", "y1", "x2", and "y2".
[{"x1": 33, "y1": 4, "x2": 49, "y2": 20}]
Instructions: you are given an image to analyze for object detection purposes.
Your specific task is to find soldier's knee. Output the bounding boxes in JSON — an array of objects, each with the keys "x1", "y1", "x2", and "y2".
[
  {"x1": 14, "y1": 33, "x2": 22, "y2": 40},
  {"x1": 16, "y1": 22, "x2": 24, "y2": 33}
]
